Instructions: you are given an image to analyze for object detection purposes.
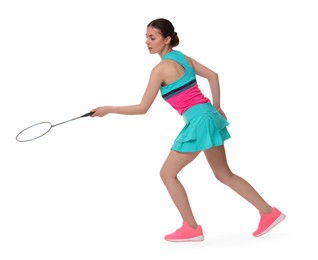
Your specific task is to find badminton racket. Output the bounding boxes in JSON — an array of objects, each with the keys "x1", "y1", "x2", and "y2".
[{"x1": 16, "y1": 111, "x2": 94, "y2": 142}]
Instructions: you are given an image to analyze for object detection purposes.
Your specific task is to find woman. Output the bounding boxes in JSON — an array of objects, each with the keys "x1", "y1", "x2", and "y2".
[{"x1": 91, "y1": 18, "x2": 285, "y2": 242}]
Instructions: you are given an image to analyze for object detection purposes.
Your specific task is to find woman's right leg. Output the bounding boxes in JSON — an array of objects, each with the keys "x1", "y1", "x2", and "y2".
[
  {"x1": 160, "y1": 150, "x2": 205, "y2": 242},
  {"x1": 160, "y1": 150, "x2": 200, "y2": 228}
]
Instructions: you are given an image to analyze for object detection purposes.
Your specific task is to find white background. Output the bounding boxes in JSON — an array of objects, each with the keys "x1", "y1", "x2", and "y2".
[{"x1": 1, "y1": 0, "x2": 317, "y2": 259}]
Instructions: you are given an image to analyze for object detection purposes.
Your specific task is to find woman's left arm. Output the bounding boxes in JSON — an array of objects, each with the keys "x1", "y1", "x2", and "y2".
[{"x1": 187, "y1": 56, "x2": 227, "y2": 119}]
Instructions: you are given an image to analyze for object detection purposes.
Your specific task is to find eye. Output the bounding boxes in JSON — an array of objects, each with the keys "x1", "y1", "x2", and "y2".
[{"x1": 146, "y1": 35, "x2": 155, "y2": 40}]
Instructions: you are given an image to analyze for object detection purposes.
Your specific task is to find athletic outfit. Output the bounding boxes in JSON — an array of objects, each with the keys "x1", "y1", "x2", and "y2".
[
  {"x1": 160, "y1": 50, "x2": 230, "y2": 153},
  {"x1": 161, "y1": 50, "x2": 286, "y2": 242}
]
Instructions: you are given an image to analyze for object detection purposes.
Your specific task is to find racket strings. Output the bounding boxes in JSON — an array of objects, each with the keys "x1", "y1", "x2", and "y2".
[{"x1": 16, "y1": 122, "x2": 52, "y2": 142}]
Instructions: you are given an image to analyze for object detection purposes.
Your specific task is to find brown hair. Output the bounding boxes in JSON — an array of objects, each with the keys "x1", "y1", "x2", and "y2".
[{"x1": 147, "y1": 18, "x2": 179, "y2": 47}]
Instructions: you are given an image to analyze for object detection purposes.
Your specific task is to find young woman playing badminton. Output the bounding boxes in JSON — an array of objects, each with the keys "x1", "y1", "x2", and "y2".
[{"x1": 91, "y1": 18, "x2": 285, "y2": 242}]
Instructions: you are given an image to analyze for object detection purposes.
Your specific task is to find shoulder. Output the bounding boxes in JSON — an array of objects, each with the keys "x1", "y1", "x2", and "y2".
[
  {"x1": 183, "y1": 53, "x2": 195, "y2": 68},
  {"x1": 148, "y1": 61, "x2": 168, "y2": 84},
  {"x1": 152, "y1": 59, "x2": 174, "y2": 73}
]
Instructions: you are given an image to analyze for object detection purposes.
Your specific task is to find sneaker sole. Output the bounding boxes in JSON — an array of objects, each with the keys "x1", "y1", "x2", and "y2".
[
  {"x1": 165, "y1": 235, "x2": 205, "y2": 242},
  {"x1": 253, "y1": 213, "x2": 286, "y2": 237}
]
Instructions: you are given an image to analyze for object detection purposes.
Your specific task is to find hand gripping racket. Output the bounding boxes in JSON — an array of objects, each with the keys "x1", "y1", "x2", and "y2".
[{"x1": 16, "y1": 111, "x2": 94, "y2": 142}]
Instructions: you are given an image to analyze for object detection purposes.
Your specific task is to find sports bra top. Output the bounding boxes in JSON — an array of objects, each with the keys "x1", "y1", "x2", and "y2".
[{"x1": 160, "y1": 50, "x2": 210, "y2": 115}]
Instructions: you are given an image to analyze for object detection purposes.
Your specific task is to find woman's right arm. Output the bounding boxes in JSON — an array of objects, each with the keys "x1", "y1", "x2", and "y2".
[{"x1": 91, "y1": 65, "x2": 163, "y2": 117}]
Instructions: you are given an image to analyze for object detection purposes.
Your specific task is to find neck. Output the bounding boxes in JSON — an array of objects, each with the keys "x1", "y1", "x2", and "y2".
[{"x1": 159, "y1": 47, "x2": 173, "y2": 58}]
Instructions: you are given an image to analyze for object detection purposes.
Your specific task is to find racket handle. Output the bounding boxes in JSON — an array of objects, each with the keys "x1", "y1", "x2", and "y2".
[{"x1": 81, "y1": 111, "x2": 94, "y2": 117}]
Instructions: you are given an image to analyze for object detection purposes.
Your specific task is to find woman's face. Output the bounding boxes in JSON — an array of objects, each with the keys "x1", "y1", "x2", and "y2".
[{"x1": 145, "y1": 26, "x2": 170, "y2": 55}]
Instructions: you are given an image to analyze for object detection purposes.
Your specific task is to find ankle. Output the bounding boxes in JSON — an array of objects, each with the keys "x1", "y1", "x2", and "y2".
[
  {"x1": 190, "y1": 224, "x2": 199, "y2": 229},
  {"x1": 260, "y1": 207, "x2": 273, "y2": 215},
  {"x1": 184, "y1": 221, "x2": 198, "y2": 229}
]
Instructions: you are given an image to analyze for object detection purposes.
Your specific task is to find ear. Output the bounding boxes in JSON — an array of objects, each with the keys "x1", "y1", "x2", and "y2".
[{"x1": 164, "y1": 36, "x2": 171, "y2": 45}]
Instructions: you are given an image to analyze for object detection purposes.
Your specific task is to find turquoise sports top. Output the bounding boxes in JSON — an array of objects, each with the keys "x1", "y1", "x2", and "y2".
[{"x1": 160, "y1": 50, "x2": 209, "y2": 115}]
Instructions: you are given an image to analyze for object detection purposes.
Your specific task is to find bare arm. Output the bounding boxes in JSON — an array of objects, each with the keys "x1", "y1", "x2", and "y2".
[
  {"x1": 187, "y1": 56, "x2": 227, "y2": 119},
  {"x1": 91, "y1": 66, "x2": 162, "y2": 117}
]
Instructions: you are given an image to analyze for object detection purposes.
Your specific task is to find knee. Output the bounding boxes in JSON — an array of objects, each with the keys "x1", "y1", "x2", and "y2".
[
  {"x1": 160, "y1": 168, "x2": 168, "y2": 183},
  {"x1": 213, "y1": 168, "x2": 234, "y2": 185},
  {"x1": 214, "y1": 174, "x2": 228, "y2": 184},
  {"x1": 160, "y1": 167, "x2": 175, "y2": 185}
]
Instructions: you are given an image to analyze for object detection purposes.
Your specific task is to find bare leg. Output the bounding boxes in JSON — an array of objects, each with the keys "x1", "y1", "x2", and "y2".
[
  {"x1": 160, "y1": 150, "x2": 200, "y2": 228},
  {"x1": 204, "y1": 145, "x2": 272, "y2": 213}
]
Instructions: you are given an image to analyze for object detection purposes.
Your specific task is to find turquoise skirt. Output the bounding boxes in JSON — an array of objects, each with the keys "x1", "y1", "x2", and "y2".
[{"x1": 171, "y1": 102, "x2": 231, "y2": 153}]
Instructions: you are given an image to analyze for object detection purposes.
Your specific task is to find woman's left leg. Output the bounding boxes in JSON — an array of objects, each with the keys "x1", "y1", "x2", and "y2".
[
  {"x1": 204, "y1": 145, "x2": 286, "y2": 236},
  {"x1": 203, "y1": 145, "x2": 272, "y2": 212}
]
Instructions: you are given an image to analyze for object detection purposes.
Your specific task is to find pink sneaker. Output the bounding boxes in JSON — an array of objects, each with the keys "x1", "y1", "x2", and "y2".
[
  {"x1": 253, "y1": 207, "x2": 286, "y2": 237},
  {"x1": 164, "y1": 221, "x2": 204, "y2": 242}
]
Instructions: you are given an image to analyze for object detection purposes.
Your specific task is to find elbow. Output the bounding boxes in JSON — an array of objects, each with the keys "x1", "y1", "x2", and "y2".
[
  {"x1": 208, "y1": 71, "x2": 219, "y2": 82},
  {"x1": 138, "y1": 104, "x2": 149, "y2": 115},
  {"x1": 141, "y1": 107, "x2": 149, "y2": 115},
  {"x1": 139, "y1": 109, "x2": 147, "y2": 115}
]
